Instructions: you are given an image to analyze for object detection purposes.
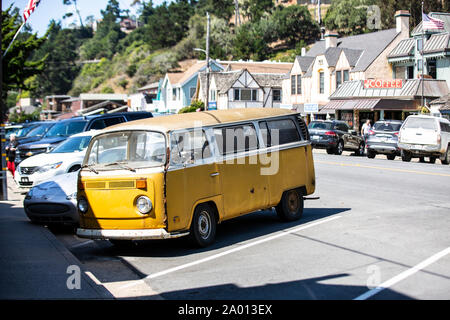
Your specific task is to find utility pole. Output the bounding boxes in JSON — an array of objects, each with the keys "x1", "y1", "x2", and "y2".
[
  {"x1": 317, "y1": 0, "x2": 322, "y2": 25},
  {"x1": 234, "y1": 0, "x2": 241, "y2": 27},
  {"x1": 205, "y1": 12, "x2": 210, "y2": 111},
  {"x1": 421, "y1": 1, "x2": 425, "y2": 109}
]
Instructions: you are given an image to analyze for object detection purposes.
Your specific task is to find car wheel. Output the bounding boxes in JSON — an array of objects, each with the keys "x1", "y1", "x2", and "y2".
[
  {"x1": 419, "y1": 157, "x2": 425, "y2": 163},
  {"x1": 190, "y1": 203, "x2": 217, "y2": 247},
  {"x1": 276, "y1": 189, "x2": 304, "y2": 222},
  {"x1": 401, "y1": 150, "x2": 411, "y2": 162},
  {"x1": 326, "y1": 148, "x2": 334, "y2": 155},
  {"x1": 356, "y1": 142, "x2": 365, "y2": 156},
  {"x1": 429, "y1": 157, "x2": 436, "y2": 164},
  {"x1": 441, "y1": 146, "x2": 450, "y2": 165},
  {"x1": 335, "y1": 140, "x2": 344, "y2": 155},
  {"x1": 386, "y1": 154, "x2": 396, "y2": 160},
  {"x1": 367, "y1": 150, "x2": 376, "y2": 159}
]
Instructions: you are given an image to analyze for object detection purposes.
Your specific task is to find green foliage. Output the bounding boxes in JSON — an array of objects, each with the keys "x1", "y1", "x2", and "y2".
[
  {"x1": 101, "y1": 86, "x2": 115, "y2": 94},
  {"x1": 117, "y1": 78, "x2": 129, "y2": 89},
  {"x1": 178, "y1": 100, "x2": 204, "y2": 114},
  {"x1": 324, "y1": 0, "x2": 377, "y2": 36},
  {"x1": 241, "y1": 0, "x2": 274, "y2": 22},
  {"x1": 8, "y1": 107, "x2": 42, "y2": 123},
  {"x1": 196, "y1": 0, "x2": 235, "y2": 22},
  {"x1": 2, "y1": 6, "x2": 49, "y2": 121}
]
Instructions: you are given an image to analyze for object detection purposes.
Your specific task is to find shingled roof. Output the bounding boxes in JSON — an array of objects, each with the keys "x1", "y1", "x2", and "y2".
[{"x1": 305, "y1": 28, "x2": 399, "y2": 73}]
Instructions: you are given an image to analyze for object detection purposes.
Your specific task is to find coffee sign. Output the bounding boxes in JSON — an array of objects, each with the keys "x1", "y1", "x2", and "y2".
[{"x1": 363, "y1": 79, "x2": 403, "y2": 89}]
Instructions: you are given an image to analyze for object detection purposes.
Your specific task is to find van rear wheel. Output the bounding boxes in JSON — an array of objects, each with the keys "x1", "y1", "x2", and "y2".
[
  {"x1": 190, "y1": 203, "x2": 217, "y2": 247},
  {"x1": 401, "y1": 150, "x2": 412, "y2": 162},
  {"x1": 442, "y1": 147, "x2": 450, "y2": 165},
  {"x1": 276, "y1": 189, "x2": 304, "y2": 222}
]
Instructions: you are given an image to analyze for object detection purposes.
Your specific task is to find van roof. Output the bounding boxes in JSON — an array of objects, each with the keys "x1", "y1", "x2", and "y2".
[{"x1": 104, "y1": 108, "x2": 297, "y2": 133}]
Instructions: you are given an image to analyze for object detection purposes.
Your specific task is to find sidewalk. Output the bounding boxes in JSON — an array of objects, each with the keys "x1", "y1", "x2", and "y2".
[{"x1": 0, "y1": 171, "x2": 113, "y2": 299}]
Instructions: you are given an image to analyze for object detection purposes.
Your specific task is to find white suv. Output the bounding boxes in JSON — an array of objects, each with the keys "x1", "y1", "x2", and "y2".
[{"x1": 398, "y1": 115, "x2": 450, "y2": 164}]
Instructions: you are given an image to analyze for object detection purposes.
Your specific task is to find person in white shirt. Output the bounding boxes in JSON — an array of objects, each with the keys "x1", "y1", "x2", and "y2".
[{"x1": 361, "y1": 119, "x2": 372, "y2": 141}]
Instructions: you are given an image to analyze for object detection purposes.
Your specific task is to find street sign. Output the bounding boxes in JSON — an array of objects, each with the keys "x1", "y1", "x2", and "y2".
[
  {"x1": 208, "y1": 101, "x2": 217, "y2": 110},
  {"x1": 304, "y1": 103, "x2": 319, "y2": 113}
]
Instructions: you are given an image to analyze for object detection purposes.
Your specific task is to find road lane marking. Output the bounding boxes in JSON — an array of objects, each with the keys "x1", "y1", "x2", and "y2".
[
  {"x1": 316, "y1": 160, "x2": 450, "y2": 177},
  {"x1": 121, "y1": 215, "x2": 342, "y2": 289},
  {"x1": 354, "y1": 247, "x2": 450, "y2": 300}
]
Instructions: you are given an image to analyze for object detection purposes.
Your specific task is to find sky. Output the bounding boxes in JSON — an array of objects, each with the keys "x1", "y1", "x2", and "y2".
[{"x1": 2, "y1": 0, "x2": 171, "y2": 36}]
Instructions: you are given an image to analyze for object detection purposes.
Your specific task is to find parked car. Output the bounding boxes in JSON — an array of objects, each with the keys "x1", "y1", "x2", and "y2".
[
  {"x1": 5, "y1": 122, "x2": 41, "y2": 141},
  {"x1": 366, "y1": 120, "x2": 403, "y2": 160},
  {"x1": 15, "y1": 121, "x2": 56, "y2": 146},
  {"x1": 398, "y1": 115, "x2": 450, "y2": 164},
  {"x1": 15, "y1": 111, "x2": 153, "y2": 165},
  {"x1": 15, "y1": 131, "x2": 100, "y2": 188},
  {"x1": 24, "y1": 172, "x2": 79, "y2": 226},
  {"x1": 308, "y1": 120, "x2": 365, "y2": 155}
]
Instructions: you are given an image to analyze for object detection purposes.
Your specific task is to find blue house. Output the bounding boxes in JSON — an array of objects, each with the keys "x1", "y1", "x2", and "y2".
[{"x1": 159, "y1": 60, "x2": 224, "y2": 113}]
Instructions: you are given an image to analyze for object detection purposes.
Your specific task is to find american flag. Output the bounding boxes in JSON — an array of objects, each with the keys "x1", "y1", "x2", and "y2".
[
  {"x1": 23, "y1": 0, "x2": 41, "y2": 22},
  {"x1": 422, "y1": 13, "x2": 444, "y2": 31}
]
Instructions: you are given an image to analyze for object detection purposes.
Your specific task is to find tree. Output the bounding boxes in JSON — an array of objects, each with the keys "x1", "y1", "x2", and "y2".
[
  {"x1": 375, "y1": 0, "x2": 447, "y2": 30},
  {"x1": 241, "y1": 0, "x2": 274, "y2": 22},
  {"x1": 2, "y1": 6, "x2": 49, "y2": 121},
  {"x1": 323, "y1": 0, "x2": 377, "y2": 36},
  {"x1": 63, "y1": 0, "x2": 84, "y2": 27},
  {"x1": 196, "y1": 0, "x2": 235, "y2": 22}
]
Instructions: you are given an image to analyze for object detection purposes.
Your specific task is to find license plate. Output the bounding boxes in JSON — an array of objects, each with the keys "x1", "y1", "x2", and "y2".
[{"x1": 312, "y1": 135, "x2": 320, "y2": 140}]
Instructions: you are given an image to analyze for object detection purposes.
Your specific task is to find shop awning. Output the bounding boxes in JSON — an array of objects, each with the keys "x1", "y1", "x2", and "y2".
[{"x1": 323, "y1": 98, "x2": 417, "y2": 111}]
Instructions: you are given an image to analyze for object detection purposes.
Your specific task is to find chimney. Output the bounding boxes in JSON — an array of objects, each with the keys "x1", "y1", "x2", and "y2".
[
  {"x1": 324, "y1": 31, "x2": 339, "y2": 48},
  {"x1": 395, "y1": 10, "x2": 410, "y2": 36}
]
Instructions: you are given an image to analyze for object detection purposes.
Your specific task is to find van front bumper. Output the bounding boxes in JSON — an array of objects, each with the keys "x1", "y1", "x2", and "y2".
[{"x1": 76, "y1": 228, "x2": 189, "y2": 240}]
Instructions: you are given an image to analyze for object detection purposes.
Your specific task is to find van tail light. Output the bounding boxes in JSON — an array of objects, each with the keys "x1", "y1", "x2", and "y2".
[
  {"x1": 325, "y1": 131, "x2": 337, "y2": 137},
  {"x1": 394, "y1": 132, "x2": 399, "y2": 137},
  {"x1": 437, "y1": 134, "x2": 441, "y2": 144}
]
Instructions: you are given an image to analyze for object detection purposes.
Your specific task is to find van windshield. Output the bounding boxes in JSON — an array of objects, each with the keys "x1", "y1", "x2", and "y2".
[
  {"x1": 45, "y1": 121, "x2": 87, "y2": 137},
  {"x1": 404, "y1": 118, "x2": 437, "y2": 130},
  {"x1": 84, "y1": 131, "x2": 166, "y2": 170}
]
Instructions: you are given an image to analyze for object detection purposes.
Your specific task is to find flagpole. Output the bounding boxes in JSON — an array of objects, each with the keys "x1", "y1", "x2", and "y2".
[
  {"x1": 2, "y1": 22, "x2": 26, "y2": 58},
  {"x1": 421, "y1": 1, "x2": 425, "y2": 109}
]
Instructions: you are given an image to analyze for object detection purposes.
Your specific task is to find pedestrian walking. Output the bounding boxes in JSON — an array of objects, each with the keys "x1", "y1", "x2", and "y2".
[
  {"x1": 6, "y1": 134, "x2": 19, "y2": 178},
  {"x1": 361, "y1": 119, "x2": 372, "y2": 143}
]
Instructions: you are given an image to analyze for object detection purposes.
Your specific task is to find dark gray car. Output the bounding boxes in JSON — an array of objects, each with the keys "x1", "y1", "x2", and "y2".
[
  {"x1": 366, "y1": 120, "x2": 403, "y2": 160},
  {"x1": 308, "y1": 120, "x2": 365, "y2": 155}
]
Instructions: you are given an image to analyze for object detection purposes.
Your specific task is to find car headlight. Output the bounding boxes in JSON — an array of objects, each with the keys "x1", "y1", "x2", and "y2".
[
  {"x1": 36, "y1": 162, "x2": 63, "y2": 173},
  {"x1": 136, "y1": 196, "x2": 152, "y2": 214},
  {"x1": 78, "y1": 197, "x2": 89, "y2": 213}
]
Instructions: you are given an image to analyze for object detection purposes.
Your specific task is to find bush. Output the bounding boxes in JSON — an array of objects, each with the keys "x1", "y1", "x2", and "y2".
[
  {"x1": 101, "y1": 86, "x2": 114, "y2": 94},
  {"x1": 179, "y1": 100, "x2": 205, "y2": 113}
]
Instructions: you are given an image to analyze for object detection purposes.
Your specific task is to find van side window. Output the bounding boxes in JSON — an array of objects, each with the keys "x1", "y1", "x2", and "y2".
[
  {"x1": 440, "y1": 122, "x2": 450, "y2": 133},
  {"x1": 90, "y1": 119, "x2": 106, "y2": 130},
  {"x1": 170, "y1": 130, "x2": 212, "y2": 165},
  {"x1": 104, "y1": 117, "x2": 125, "y2": 127},
  {"x1": 214, "y1": 124, "x2": 258, "y2": 155},
  {"x1": 260, "y1": 119, "x2": 300, "y2": 147}
]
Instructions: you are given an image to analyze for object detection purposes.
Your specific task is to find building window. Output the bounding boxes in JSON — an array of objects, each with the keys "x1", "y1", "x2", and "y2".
[
  {"x1": 172, "y1": 88, "x2": 177, "y2": 100},
  {"x1": 210, "y1": 89, "x2": 216, "y2": 101},
  {"x1": 291, "y1": 75, "x2": 296, "y2": 95},
  {"x1": 296, "y1": 75, "x2": 302, "y2": 95},
  {"x1": 273, "y1": 89, "x2": 281, "y2": 102},
  {"x1": 343, "y1": 70, "x2": 349, "y2": 82},
  {"x1": 319, "y1": 72, "x2": 324, "y2": 94},
  {"x1": 407, "y1": 66, "x2": 414, "y2": 79},
  {"x1": 428, "y1": 59, "x2": 436, "y2": 79},
  {"x1": 417, "y1": 38, "x2": 423, "y2": 52},
  {"x1": 417, "y1": 59, "x2": 423, "y2": 72},
  {"x1": 189, "y1": 87, "x2": 196, "y2": 99},
  {"x1": 336, "y1": 71, "x2": 342, "y2": 87},
  {"x1": 234, "y1": 88, "x2": 258, "y2": 101}
]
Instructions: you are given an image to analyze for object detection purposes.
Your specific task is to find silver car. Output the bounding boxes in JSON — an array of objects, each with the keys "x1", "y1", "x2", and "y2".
[{"x1": 23, "y1": 172, "x2": 79, "y2": 226}]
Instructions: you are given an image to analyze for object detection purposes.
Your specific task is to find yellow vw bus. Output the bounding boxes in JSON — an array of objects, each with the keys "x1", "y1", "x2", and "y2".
[{"x1": 76, "y1": 108, "x2": 316, "y2": 247}]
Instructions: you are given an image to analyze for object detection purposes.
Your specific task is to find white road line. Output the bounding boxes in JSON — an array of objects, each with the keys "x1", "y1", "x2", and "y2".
[
  {"x1": 85, "y1": 271, "x2": 102, "y2": 285},
  {"x1": 121, "y1": 215, "x2": 342, "y2": 289},
  {"x1": 354, "y1": 247, "x2": 450, "y2": 300}
]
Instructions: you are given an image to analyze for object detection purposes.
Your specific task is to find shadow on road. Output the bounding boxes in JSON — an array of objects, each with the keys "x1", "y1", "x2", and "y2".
[{"x1": 123, "y1": 274, "x2": 413, "y2": 300}]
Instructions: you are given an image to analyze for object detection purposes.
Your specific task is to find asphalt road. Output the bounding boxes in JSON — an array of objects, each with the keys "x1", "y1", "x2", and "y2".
[{"x1": 53, "y1": 150, "x2": 450, "y2": 300}]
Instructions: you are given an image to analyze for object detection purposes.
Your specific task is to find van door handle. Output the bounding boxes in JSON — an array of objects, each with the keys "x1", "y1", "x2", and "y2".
[{"x1": 210, "y1": 172, "x2": 220, "y2": 177}]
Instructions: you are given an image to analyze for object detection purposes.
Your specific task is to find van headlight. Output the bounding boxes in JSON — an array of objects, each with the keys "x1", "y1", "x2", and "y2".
[
  {"x1": 37, "y1": 162, "x2": 63, "y2": 173},
  {"x1": 78, "y1": 197, "x2": 89, "y2": 213},
  {"x1": 136, "y1": 196, "x2": 152, "y2": 214}
]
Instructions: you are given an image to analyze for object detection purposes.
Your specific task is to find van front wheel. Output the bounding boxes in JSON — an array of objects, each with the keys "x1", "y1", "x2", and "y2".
[
  {"x1": 190, "y1": 204, "x2": 217, "y2": 247},
  {"x1": 276, "y1": 189, "x2": 304, "y2": 222}
]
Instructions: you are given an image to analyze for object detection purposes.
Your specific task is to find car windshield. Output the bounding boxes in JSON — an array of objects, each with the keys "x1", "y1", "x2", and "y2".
[
  {"x1": 45, "y1": 121, "x2": 87, "y2": 138},
  {"x1": 373, "y1": 122, "x2": 402, "y2": 132},
  {"x1": 15, "y1": 125, "x2": 38, "y2": 137},
  {"x1": 6, "y1": 127, "x2": 21, "y2": 139},
  {"x1": 24, "y1": 123, "x2": 53, "y2": 138},
  {"x1": 403, "y1": 118, "x2": 437, "y2": 130},
  {"x1": 84, "y1": 131, "x2": 166, "y2": 170},
  {"x1": 51, "y1": 136, "x2": 93, "y2": 153},
  {"x1": 308, "y1": 122, "x2": 333, "y2": 130}
]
